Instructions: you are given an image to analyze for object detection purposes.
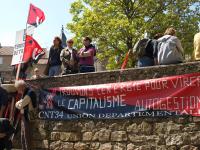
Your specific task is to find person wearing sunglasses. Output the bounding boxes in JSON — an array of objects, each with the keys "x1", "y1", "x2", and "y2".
[{"x1": 60, "y1": 39, "x2": 79, "y2": 75}]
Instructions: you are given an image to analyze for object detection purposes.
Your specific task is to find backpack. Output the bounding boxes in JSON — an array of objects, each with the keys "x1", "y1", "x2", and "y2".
[
  {"x1": 133, "y1": 38, "x2": 152, "y2": 58},
  {"x1": 157, "y1": 35, "x2": 184, "y2": 65}
]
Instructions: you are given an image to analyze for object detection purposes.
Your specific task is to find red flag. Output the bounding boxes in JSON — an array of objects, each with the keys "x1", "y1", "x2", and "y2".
[
  {"x1": 121, "y1": 50, "x2": 130, "y2": 70},
  {"x1": 27, "y1": 4, "x2": 45, "y2": 27},
  {"x1": 23, "y1": 35, "x2": 44, "y2": 62}
]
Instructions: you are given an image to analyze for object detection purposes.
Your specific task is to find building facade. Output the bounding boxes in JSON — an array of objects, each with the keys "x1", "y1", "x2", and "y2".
[{"x1": 0, "y1": 45, "x2": 48, "y2": 80}]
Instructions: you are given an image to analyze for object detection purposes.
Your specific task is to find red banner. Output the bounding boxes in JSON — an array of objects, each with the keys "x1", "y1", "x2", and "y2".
[{"x1": 38, "y1": 73, "x2": 200, "y2": 120}]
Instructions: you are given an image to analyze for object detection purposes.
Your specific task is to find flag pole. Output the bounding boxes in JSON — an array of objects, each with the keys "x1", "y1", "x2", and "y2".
[
  {"x1": 16, "y1": 4, "x2": 31, "y2": 80},
  {"x1": 11, "y1": 4, "x2": 31, "y2": 142},
  {"x1": 119, "y1": 49, "x2": 131, "y2": 82},
  {"x1": 13, "y1": 4, "x2": 30, "y2": 121}
]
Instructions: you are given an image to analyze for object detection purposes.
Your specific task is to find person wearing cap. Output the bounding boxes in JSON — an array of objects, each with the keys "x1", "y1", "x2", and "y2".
[
  {"x1": 15, "y1": 80, "x2": 37, "y2": 150},
  {"x1": 78, "y1": 37, "x2": 96, "y2": 73},
  {"x1": 60, "y1": 39, "x2": 79, "y2": 75},
  {"x1": 31, "y1": 68, "x2": 42, "y2": 79}
]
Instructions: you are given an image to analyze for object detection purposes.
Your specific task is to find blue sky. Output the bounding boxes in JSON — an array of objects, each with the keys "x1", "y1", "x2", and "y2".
[{"x1": 0, "y1": 0, "x2": 75, "y2": 49}]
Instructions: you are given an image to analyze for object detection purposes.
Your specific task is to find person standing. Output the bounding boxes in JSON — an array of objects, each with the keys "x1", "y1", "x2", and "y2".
[
  {"x1": 15, "y1": 80, "x2": 37, "y2": 150},
  {"x1": 78, "y1": 37, "x2": 96, "y2": 73},
  {"x1": 157, "y1": 27, "x2": 184, "y2": 65},
  {"x1": 48, "y1": 37, "x2": 63, "y2": 77},
  {"x1": 193, "y1": 32, "x2": 200, "y2": 61},
  {"x1": 60, "y1": 39, "x2": 79, "y2": 75}
]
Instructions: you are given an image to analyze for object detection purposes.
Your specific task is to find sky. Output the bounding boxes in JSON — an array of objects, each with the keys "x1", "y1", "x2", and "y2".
[{"x1": 0, "y1": 0, "x2": 75, "y2": 49}]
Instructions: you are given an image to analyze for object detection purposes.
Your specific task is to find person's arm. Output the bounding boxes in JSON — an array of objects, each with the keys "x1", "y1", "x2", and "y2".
[
  {"x1": 15, "y1": 95, "x2": 31, "y2": 110},
  {"x1": 176, "y1": 39, "x2": 184, "y2": 54},
  {"x1": 60, "y1": 49, "x2": 70, "y2": 65},
  {"x1": 79, "y1": 49, "x2": 93, "y2": 58},
  {"x1": 48, "y1": 47, "x2": 53, "y2": 63},
  {"x1": 74, "y1": 50, "x2": 79, "y2": 63},
  {"x1": 60, "y1": 49, "x2": 65, "y2": 62}
]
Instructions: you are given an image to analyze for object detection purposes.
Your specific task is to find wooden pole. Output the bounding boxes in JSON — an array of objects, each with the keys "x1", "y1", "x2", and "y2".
[
  {"x1": 11, "y1": 4, "x2": 31, "y2": 140},
  {"x1": 9, "y1": 97, "x2": 15, "y2": 122},
  {"x1": 15, "y1": 2, "x2": 30, "y2": 80},
  {"x1": 16, "y1": 63, "x2": 22, "y2": 80}
]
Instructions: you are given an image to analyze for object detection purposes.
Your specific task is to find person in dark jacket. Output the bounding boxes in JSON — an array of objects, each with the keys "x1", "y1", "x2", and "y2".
[
  {"x1": 48, "y1": 37, "x2": 63, "y2": 77},
  {"x1": 0, "y1": 118, "x2": 15, "y2": 150},
  {"x1": 0, "y1": 87, "x2": 8, "y2": 118},
  {"x1": 152, "y1": 33, "x2": 163, "y2": 65},
  {"x1": 133, "y1": 33, "x2": 163, "y2": 67},
  {"x1": 60, "y1": 39, "x2": 79, "y2": 75},
  {"x1": 78, "y1": 37, "x2": 96, "y2": 73}
]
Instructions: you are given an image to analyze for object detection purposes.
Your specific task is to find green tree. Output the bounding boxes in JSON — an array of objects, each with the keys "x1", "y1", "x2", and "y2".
[{"x1": 67, "y1": 0, "x2": 200, "y2": 70}]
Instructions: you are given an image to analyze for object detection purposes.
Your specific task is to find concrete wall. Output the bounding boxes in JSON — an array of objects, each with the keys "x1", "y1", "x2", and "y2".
[{"x1": 12, "y1": 61, "x2": 200, "y2": 150}]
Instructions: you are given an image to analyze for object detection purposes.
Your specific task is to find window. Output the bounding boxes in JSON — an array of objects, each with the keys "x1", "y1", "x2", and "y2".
[{"x1": 0, "y1": 57, "x2": 3, "y2": 64}]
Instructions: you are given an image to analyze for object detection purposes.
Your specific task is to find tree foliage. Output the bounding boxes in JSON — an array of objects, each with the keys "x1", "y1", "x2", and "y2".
[{"x1": 67, "y1": 0, "x2": 200, "y2": 70}]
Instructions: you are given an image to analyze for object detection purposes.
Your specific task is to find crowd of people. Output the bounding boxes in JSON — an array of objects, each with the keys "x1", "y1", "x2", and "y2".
[
  {"x1": 16, "y1": 27, "x2": 200, "y2": 80},
  {"x1": 0, "y1": 36, "x2": 97, "y2": 149},
  {"x1": 34, "y1": 27, "x2": 200, "y2": 79},
  {"x1": 133, "y1": 27, "x2": 200, "y2": 68},
  {"x1": 0, "y1": 27, "x2": 200, "y2": 150},
  {"x1": 133, "y1": 27, "x2": 184, "y2": 68},
  {"x1": 46, "y1": 36, "x2": 96, "y2": 77}
]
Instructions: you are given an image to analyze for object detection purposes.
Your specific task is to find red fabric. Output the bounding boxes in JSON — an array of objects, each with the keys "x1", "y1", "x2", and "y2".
[
  {"x1": 23, "y1": 35, "x2": 43, "y2": 62},
  {"x1": 50, "y1": 73, "x2": 200, "y2": 116},
  {"x1": 27, "y1": 4, "x2": 45, "y2": 27},
  {"x1": 121, "y1": 50, "x2": 130, "y2": 70}
]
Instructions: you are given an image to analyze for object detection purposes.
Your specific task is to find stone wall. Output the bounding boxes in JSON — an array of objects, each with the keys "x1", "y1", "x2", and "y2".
[
  {"x1": 13, "y1": 117, "x2": 200, "y2": 150},
  {"x1": 14, "y1": 61, "x2": 200, "y2": 150},
  {"x1": 27, "y1": 61, "x2": 200, "y2": 89}
]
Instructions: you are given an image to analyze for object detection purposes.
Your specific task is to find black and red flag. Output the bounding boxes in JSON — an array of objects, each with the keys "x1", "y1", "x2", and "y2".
[
  {"x1": 27, "y1": 4, "x2": 45, "y2": 27},
  {"x1": 23, "y1": 35, "x2": 45, "y2": 63}
]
